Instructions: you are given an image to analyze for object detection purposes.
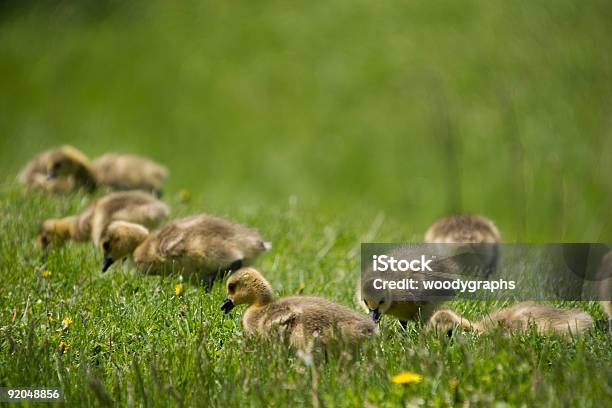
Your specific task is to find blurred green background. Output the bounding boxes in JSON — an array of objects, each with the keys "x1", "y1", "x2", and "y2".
[
  {"x1": 1, "y1": 3, "x2": 611, "y2": 405},
  {"x1": 1, "y1": 0, "x2": 611, "y2": 241}
]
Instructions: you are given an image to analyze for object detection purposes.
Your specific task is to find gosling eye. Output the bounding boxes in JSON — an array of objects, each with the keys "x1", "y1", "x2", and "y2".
[
  {"x1": 102, "y1": 241, "x2": 110, "y2": 251},
  {"x1": 52, "y1": 161, "x2": 61, "y2": 170},
  {"x1": 228, "y1": 283, "x2": 236, "y2": 293},
  {"x1": 379, "y1": 300, "x2": 385, "y2": 306}
]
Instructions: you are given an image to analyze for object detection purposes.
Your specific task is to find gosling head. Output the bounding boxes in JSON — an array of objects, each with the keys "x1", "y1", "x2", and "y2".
[
  {"x1": 46, "y1": 145, "x2": 90, "y2": 179},
  {"x1": 100, "y1": 221, "x2": 149, "y2": 272},
  {"x1": 37, "y1": 218, "x2": 74, "y2": 258},
  {"x1": 220, "y1": 267, "x2": 274, "y2": 314},
  {"x1": 360, "y1": 278, "x2": 392, "y2": 323},
  {"x1": 427, "y1": 309, "x2": 468, "y2": 337},
  {"x1": 362, "y1": 297, "x2": 391, "y2": 324}
]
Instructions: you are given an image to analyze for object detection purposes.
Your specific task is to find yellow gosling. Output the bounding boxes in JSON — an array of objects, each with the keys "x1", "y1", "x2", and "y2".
[
  {"x1": 38, "y1": 191, "x2": 169, "y2": 254},
  {"x1": 221, "y1": 268, "x2": 377, "y2": 349},
  {"x1": 100, "y1": 214, "x2": 270, "y2": 290},
  {"x1": 428, "y1": 302, "x2": 594, "y2": 336}
]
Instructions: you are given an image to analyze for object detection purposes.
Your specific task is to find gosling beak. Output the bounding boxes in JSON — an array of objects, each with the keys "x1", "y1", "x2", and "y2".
[
  {"x1": 101, "y1": 255, "x2": 114, "y2": 272},
  {"x1": 220, "y1": 298, "x2": 235, "y2": 314},
  {"x1": 41, "y1": 247, "x2": 49, "y2": 263},
  {"x1": 46, "y1": 171, "x2": 57, "y2": 180},
  {"x1": 369, "y1": 308, "x2": 382, "y2": 323}
]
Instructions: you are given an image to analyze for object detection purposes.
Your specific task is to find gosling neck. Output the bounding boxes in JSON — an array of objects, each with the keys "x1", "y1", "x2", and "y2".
[
  {"x1": 470, "y1": 317, "x2": 490, "y2": 333},
  {"x1": 251, "y1": 276, "x2": 275, "y2": 307},
  {"x1": 253, "y1": 291, "x2": 275, "y2": 307},
  {"x1": 131, "y1": 229, "x2": 152, "y2": 258},
  {"x1": 67, "y1": 215, "x2": 92, "y2": 241},
  {"x1": 73, "y1": 165, "x2": 99, "y2": 192},
  {"x1": 57, "y1": 216, "x2": 80, "y2": 240},
  {"x1": 451, "y1": 312, "x2": 476, "y2": 331}
]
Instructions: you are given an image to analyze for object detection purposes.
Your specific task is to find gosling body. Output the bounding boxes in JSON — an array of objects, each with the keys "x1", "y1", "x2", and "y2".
[{"x1": 92, "y1": 153, "x2": 168, "y2": 196}]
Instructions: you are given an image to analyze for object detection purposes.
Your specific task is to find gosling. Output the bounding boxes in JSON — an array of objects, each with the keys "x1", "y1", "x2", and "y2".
[
  {"x1": 221, "y1": 267, "x2": 378, "y2": 349},
  {"x1": 424, "y1": 213, "x2": 502, "y2": 244},
  {"x1": 428, "y1": 302, "x2": 594, "y2": 336},
  {"x1": 18, "y1": 145, "x2": 96, "y2": 193},
  {"x1": 100, "y1": 214, "x2": 270, "y2": 289},
  {"x1": 38, "y1": 191, "x2": 170, "y2": 254}
]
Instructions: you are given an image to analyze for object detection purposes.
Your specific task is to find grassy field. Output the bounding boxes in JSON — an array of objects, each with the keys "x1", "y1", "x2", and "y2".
[{"x1": 1, "y1": 0, "x2": 612, "y2": 406}]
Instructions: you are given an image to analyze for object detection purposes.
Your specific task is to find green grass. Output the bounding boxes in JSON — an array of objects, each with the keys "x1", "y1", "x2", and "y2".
[
  {"x1": 1, "y1": 0, "x2": 612, "y2": 406},
  {"x1": 1, "y1": 188, "x2": 610, "y2": 407}
]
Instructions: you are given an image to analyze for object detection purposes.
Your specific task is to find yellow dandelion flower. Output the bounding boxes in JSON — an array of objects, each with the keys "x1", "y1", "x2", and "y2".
[
  {"x1": 391, "y1": 371, "x2": 423, "y2": 385},
  {"x1": 62, "y1": 317, "x2": 73, "y2": 330},
  {"x1": 47, "y1": 313, "x2": 55, "y2": 323},
  {"x1": 41, "y1": 270, "x2": 52, "y2": 278},
  {"x1": 59, "y1": 341, "x2": 70, "y2": 353},
  {"x1": 175, "y1": 283, "x2": 184, "y2": 296},
  {"x1": 179, "y1": 189, "x2": 191, "y2": 203}
]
